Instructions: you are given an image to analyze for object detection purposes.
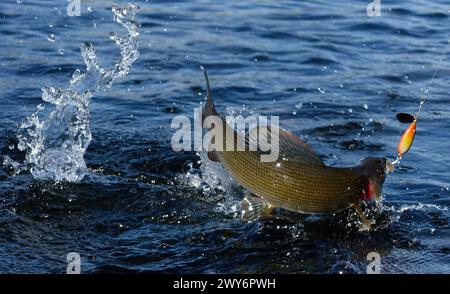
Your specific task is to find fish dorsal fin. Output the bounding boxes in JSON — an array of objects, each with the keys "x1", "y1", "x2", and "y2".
[
  {"x1": 278, "y1": 128, "x2": 325, "y2": 166},
  {"x1": 247, "y1": 126, "x2": 325, "y2": 166}
]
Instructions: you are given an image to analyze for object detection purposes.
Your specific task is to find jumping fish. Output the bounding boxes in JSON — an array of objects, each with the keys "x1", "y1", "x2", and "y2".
[{"x1": 199, "y1": 67, "x2": 393, "y2": 229}]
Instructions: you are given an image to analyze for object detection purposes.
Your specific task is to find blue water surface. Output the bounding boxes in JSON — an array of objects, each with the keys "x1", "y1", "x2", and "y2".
[{"x1": 0, "y1": 0, "x2": 449, "y2": 273}]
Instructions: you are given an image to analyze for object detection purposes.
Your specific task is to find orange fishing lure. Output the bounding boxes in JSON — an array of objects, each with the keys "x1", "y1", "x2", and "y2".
[
  {"x1": 394, "y1": 39, "x2": 449, "y2": 162},
  {"x1": 397, "y1": 120, "x2": 416, "y2": 158}
]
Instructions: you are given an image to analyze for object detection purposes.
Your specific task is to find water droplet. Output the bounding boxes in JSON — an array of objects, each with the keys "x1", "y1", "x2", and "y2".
[{"x1": 18, "y1": 141, "x2": 27, "y2": 151}]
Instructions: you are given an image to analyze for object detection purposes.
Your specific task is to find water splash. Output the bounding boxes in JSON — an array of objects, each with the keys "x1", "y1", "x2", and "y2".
[
  {"x1": 8, "y1": 3, "x2": 140, "y2": 182},
  {"x1": 182, "y1": 105, "x2": 257, "y2": 194},
  {"x1": 383, "y1": 203, "x2": 448, "y2": 214},
  {"x1": 179, "y1": 105, "x2": 260, "y2": 221}
]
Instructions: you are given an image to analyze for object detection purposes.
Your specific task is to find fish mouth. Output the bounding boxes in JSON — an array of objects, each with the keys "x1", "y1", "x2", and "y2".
[{"x1": 384, "y1": 158, "x2": 395, "y2": 174}]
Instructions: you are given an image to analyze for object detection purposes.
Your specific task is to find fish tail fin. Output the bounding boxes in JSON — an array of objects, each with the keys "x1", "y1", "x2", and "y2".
[{"x1": 200, "y1": 65, "x2": 218, "y2": 123}]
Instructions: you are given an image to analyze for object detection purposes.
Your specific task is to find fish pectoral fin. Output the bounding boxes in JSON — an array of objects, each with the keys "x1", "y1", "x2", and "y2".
[
  {"x1": 207, "y1": 150, "x2": 221, "y2": 162},
  {"x1": 241, "y1": 194, "x2": 273, "y2": 222},
  {"x1": 352, "y1": 203, "x2": 372, "y2": 231}
]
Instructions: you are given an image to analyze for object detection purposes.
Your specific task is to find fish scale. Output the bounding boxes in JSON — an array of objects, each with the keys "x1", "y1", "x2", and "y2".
[{"x1": 216, "y1": 124, "x2": 365, "y2": 213}]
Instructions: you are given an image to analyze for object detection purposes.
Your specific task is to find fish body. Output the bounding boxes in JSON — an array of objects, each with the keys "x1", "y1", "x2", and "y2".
[
  {"x1": 199, "y1": 67, "x2": 390, "y2": 225},
  {"x1": 216, "y1": 125, "x2": 373, "y2": 214}
]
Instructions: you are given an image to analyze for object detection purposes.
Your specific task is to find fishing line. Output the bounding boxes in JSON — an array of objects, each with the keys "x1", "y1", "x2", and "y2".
[
  {"x1": 415, "y1": 37, "x2": 450, "y2": 122},
  {"x1": 390, "y1": 37, "x2": 449, "y2": 167}
]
